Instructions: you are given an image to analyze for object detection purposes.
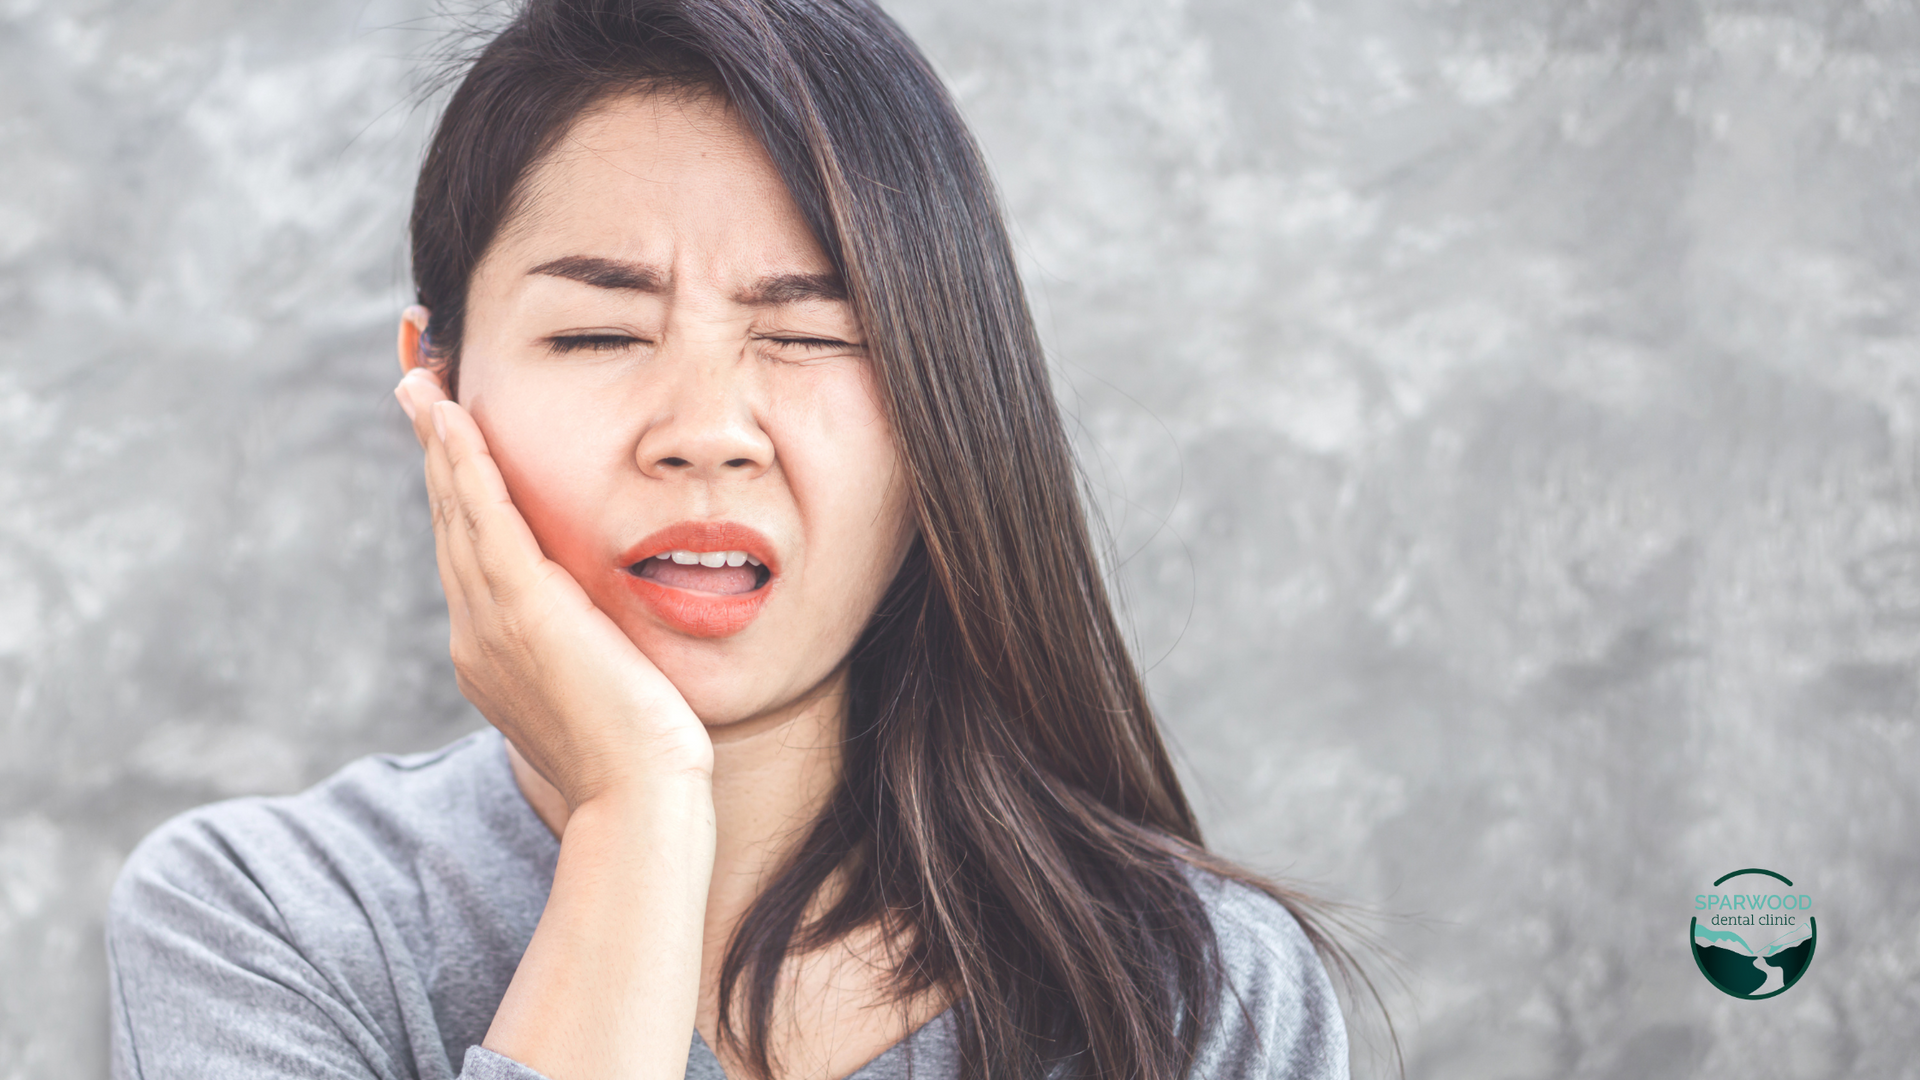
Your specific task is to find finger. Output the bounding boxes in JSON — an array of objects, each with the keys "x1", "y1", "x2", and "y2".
[
  {"x1": 422, "y1": 417, "x2": 478, "y2": 632},
  {"x1": 407, "y1": 372, "x2": 469, "y2": 581},
  {"x1": 431, "y1": 400, "x2": 554, "y2": 600},
  {"x1": 395, "y1": 367, "x2": 448, "y2": 451},
  {"x1": 424, "y1": 399, "x2": 503, "y2": 603},
  {"x1": 403, "y1": 377, "x2": 482, "y2": 640},
  {"x1": 400, "y1": 372, "x2": 489, "y2": 680}
]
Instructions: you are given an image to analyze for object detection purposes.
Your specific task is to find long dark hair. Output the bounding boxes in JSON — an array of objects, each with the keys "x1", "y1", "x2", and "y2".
[{"x1": 411, "y1": 2, "x2": 1384, "y2": 1076}]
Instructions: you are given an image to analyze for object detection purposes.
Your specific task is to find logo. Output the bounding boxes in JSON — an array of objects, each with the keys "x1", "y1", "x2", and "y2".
[{"x1": 1691, "y1": 868, "x2": 1815, "y2": 999}]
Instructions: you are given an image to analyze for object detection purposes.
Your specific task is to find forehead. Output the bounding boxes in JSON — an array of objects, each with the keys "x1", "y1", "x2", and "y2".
[{"x1": 487, "y1": 89, "x2": 826, "y2": 278}]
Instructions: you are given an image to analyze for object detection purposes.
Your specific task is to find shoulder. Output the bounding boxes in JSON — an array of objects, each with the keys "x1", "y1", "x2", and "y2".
[
  {"x1": 106, "y1": 729, "x2": 553, "y2": 1078},
  {"x1": 107, "y1": 728, "x2": 551, "y2": 966},
  {"x1": 113, "y1": 730, "x2": 527, "y2": 905},
  {"x1": 1183, "y1": 867, "x2": 1350, "y2": 1080}
]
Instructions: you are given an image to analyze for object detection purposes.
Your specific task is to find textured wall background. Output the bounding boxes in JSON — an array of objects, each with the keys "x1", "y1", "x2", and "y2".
[{"x1": 4, "y1": 0, "x2": 1918, "y2": 1076}]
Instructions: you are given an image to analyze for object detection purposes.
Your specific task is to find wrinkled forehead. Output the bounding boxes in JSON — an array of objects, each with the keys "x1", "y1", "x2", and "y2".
[{"x1": 478, "y1": 88, "x2": 831, "y2": 294}]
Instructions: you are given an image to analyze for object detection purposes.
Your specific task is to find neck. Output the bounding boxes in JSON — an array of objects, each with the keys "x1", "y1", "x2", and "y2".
[
  {"x1": 505, "y1": 667, "x2": 849, "y2": 948},
  {"x1": 698, "y1": 670, "x2": 850, "y2": 934}
]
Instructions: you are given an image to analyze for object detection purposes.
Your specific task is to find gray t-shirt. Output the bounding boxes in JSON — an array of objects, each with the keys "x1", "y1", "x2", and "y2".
[{"x1": 107, "y1": 729, "x2": 1348, "y2": 1080}]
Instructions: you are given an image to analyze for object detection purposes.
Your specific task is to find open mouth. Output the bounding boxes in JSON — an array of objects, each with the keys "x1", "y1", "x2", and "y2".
[
  {"x1": 616, "y1": 523, "x2": 779, "y2": 639},
  {"x1": 626, "y1": 549, "x2": 772, "y2": 596}
]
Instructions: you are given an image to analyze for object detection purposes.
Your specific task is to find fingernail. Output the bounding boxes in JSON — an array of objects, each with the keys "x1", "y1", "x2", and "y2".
[
  {"x1": 394, "y1": 383, "x2": 417, "y2": 421},
  {"x1": 431, "y1": 401, "x2": 448, "y2": 442}
]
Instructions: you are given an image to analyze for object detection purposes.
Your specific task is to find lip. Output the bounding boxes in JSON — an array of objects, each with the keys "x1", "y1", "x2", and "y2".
[{"x1": 615, "y1": 521, "x2": 780, "y2": 639}]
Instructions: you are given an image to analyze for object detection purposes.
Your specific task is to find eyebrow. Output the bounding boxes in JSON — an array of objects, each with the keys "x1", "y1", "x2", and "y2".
[
  {"x1": 528, "y1": 255, "x2": 846, "y2": 306},
  {"x1": 530, "y1": 255, "x2": 665, "y2": 292},
  {"x1": 736, "y1": 272, "x2": 846, "y2": 305}
]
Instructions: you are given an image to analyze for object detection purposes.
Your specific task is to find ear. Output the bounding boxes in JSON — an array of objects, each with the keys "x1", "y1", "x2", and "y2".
[{"x1": 397, "y1": 305, "x2": 433, "y2": 375}]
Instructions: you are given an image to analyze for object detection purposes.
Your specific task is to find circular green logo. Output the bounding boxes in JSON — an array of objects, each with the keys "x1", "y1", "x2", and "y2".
[{"x1": 1691, "y1": 868, "x2": 1816, "y2": 999}]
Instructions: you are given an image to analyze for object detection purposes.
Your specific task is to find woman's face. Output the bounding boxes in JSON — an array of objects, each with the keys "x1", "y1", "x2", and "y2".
[{"x1": 452, "y1": 90, "x2": 915, "y2": 729}]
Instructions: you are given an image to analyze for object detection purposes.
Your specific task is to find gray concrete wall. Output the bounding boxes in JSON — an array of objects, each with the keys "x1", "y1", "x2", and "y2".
[{"x1": 3, "y1": 0, "x2": 1916, "y2": 1077}]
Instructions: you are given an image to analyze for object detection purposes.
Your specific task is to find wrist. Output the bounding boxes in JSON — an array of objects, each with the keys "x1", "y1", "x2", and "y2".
[
  {"x1": 558, "y1": 739, "x2": 715, "y2": 813},
  {"x1": 567, "y1": 772, "x2": 716, "y2": 834},
  {"x1": 559, "y1": 783, "x2": 716, "y2": 889}
]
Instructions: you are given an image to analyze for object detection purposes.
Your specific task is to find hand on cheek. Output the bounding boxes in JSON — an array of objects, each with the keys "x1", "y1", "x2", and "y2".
[{"x1": 394, "y1": 368, "x2": 715, "y2": 806}]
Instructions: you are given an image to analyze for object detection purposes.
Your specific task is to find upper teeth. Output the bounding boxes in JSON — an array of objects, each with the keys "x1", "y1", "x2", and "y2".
[{"x1": 658, "y1": 550, "x2": 761, "y2": 568}]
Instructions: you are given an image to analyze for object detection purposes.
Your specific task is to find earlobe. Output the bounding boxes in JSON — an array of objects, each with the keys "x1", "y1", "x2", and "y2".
[{"x1": 398, "y1": 305, "x2": 433, "y2": 375}]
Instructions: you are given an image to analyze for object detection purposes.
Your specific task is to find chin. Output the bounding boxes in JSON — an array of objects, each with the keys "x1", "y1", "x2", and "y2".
[
  {"x1": 612, "y1": 612, "x2": 818, "y2": 732},
  {"x1": 672, "y1": 670, "x2": 820, "y2": 734}
]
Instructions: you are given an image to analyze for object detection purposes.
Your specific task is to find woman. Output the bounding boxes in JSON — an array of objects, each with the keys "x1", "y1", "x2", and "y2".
[{"x1": 106, "y1": 1, "x2": 1357, "y2": 1078}]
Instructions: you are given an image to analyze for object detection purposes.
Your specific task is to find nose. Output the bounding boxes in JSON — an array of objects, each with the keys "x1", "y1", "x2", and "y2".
[{"x1": 633, "y1": 355, "x2": 775, "y2": 481}]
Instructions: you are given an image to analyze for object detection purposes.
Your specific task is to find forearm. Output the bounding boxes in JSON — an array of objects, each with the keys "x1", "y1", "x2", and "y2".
[{"x1": 483, "y1": 778, "x2": 717, "y2": 1080}]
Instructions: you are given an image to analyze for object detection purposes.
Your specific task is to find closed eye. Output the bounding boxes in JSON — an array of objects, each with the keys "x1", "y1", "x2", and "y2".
[
  {"x1": 546, "y1": 333, "x2": 647, "y2": 354},
  {"x1": 759, "y1": 335, "x2": 863, "y2": 351}
]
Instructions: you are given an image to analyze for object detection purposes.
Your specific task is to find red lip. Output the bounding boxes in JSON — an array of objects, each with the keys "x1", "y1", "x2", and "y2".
[{"x1": 615, "y1": 521, "x2": 779, "y2": 639}]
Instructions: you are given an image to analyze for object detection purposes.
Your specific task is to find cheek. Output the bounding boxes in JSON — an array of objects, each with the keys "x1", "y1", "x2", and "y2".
[
  {"x1": 463, "y1": 373, "x2": 624, "y2": 572},
  {"x1": 771, "y1": 366, "x2": 914, "y2": 581}
]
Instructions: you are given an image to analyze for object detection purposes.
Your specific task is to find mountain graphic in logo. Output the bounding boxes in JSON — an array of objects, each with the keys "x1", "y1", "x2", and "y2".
[{"x1": 1691, "y1": 868, "x2": 1816, "y2": 999}]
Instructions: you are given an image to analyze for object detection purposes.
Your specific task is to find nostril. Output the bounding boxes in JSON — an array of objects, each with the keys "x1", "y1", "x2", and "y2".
[
  {"x1": 660, "y1": 457, "x2": 691, "y2": 468},
  {"x1": 725, "y1": 458, "x2": 752, "y2": 468}
]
